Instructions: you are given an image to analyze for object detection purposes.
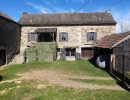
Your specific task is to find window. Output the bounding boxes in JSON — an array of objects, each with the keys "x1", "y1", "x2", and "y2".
[
  {"x1": 87, "y1": 32, "x2": 97, "y2": 41},
  {"x1": 57, "y1": 48, "x2": 61, "y2": 52},
  {"x1": 28, "y1": 32, "x2": 36, "y2": 42},
  {"x1": 59, "y1": 32, "x2": 68, "y2": 42},
  {"x1": 65, "y1": 48, "x2": 75, "y2": 57}
]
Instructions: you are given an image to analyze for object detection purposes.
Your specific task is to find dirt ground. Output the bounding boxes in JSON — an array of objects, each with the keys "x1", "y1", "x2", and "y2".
[{"x1": 13, "y1": 69, "x2": 124, "y2": 91}]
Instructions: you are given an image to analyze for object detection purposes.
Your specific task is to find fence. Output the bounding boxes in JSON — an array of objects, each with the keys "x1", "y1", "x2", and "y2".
[{"x1": 111, "y1": 55, "x2": 130, "y2": 85}]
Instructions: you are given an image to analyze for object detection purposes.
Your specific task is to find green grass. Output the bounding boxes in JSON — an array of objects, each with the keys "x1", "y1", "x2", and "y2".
[
  {"x1": 0, "y1": 82, "x2": 17, "y2": 91},
  {"x1": 126, "y1": 72, "x2": 130, "y2": 79},
  {"x1": 0, "y1": 60, "x2": 130, "y2": 100},
  {"x1": 0, "y1": 60, "x2": 109, "y2": 80},
  {"x1": 0, "y1": 80, "x2": 130, "y2": 100},
  {"x1": 70, "y1": 78, "x2": 117, "y2": 85}
]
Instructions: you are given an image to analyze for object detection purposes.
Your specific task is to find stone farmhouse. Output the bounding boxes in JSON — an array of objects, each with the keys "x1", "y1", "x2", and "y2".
[
  {"x1": 0, "y1": 11, "x2": 21, "y2": 66},
  {"x1": 18, "y1": 11, "x2": 116, "y2": 61},
  {"x1": 0, "y1": 10, "x2": 117, "y2": 65}
]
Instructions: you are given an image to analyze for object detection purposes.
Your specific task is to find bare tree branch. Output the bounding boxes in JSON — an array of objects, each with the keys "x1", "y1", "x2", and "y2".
[{"x1": 118, "y1": 20, "x2": 130, "y2": 33}]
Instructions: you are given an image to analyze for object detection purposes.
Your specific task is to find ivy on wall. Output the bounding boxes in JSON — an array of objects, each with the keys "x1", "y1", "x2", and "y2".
[{"x1": 24, "y1": 42, "x2": 57, "y2": 62}]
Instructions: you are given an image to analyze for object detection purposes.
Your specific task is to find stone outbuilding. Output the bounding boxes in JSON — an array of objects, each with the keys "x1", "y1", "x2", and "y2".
[
  {"x1": 19, "y1": 11, "x2": 116, "y2": 60},
  {"x1": 0, "y1": 11, "x2": 21, "y2": 66}
]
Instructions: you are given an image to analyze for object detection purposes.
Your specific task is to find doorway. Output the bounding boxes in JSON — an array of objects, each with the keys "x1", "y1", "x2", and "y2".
[
  {"x1": 0, "y1": 49, "x2": 6, "y2": 66},
  {"x1": 81, "y1": 48, "x2": 94, "y2": 59},
  {"x1": 65, "y1": 48, "x2": 76, "y2": 58}
]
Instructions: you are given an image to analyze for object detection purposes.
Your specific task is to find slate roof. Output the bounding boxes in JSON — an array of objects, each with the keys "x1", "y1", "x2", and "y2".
[
  {"x1": 95, "y1": 32, "x2": 130, "y2": 48},
  {"x1": 0, "y1": 10, "x2": 14, "y2": 21},
  {"x1": 18, "y1": 12, "x2": 116, "y2": 26}
]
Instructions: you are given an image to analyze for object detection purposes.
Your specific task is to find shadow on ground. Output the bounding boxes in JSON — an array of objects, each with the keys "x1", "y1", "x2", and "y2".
[
  {"x1": 88, "y1": 58, "x2": 130, "y2": 92},
  {"x1": 116, "y1": 81, "x2": 130, "y2": 92},
  {"x1": 0, "y1": 75, "x2": 4, "y2": 82}
]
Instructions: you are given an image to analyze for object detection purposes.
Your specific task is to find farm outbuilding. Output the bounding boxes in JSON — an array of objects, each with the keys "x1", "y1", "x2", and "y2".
[
  {"x1": 95, "y1": 31, "x2": 130, "y2": 84},
  {"x1": 0, "y1": 11, "x2": 21, "y2": 66}
]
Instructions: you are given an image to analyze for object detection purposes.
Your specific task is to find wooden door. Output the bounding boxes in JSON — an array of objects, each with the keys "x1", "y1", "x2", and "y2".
[{"x1": 81, "y1": 48, "x2": 94, "y2": 59}]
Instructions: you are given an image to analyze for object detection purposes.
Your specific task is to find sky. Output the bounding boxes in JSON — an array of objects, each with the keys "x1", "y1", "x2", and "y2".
[{"x1": 0, "y1": 0, "x2": 130, "y2": 33}]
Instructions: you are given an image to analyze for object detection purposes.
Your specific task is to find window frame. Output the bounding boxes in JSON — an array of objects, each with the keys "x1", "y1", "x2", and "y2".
[
  {"x1": 59, "y1": 32, "x2": 68, "y2": 42},
  {"x1": 28, "y1": 32, "x2": 36, "y2": 42},
  {"x1": 65, "y1": 48, "x2": 75, "y2": 57},
  {"x1": 87, "y1": 32, "x2": 97, "y2": 41}
]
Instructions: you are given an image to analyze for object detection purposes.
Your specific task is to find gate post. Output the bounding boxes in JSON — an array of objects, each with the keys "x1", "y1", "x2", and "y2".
[
  {"x1": 110, "y1": 54, "x2": 115, "y2": 74},
  {"x1": 122, "y1": 55, "x2": 125, "y2": 84}
]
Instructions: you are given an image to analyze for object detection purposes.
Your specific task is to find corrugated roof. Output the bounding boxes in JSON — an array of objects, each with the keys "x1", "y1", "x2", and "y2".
[
  {"x1": 95, "y1": 32, "x2": 130, "y2": 48},
  {"x1": 18, "y1": 12, "x2": 116, "y2": 26}
]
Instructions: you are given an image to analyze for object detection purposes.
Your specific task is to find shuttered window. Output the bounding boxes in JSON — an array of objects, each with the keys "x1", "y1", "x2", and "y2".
[
  {"x1": 59, "y1": 32, "x2": 68, "y2": 42},
  {"x1": 87, "y1": 32, "x2": 97, "y2": 41},
  {"x1": 28, "y1": 32, "x2": 36, "y2": 42}
]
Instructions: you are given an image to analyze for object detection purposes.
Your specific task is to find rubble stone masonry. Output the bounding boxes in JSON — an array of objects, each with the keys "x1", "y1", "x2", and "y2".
[
  {"x1": 20, "y1": 25, "x2": 116, "y2": 52},
  {"x1": 0, "y1": 16, "x2": 21, "y2": 63}
]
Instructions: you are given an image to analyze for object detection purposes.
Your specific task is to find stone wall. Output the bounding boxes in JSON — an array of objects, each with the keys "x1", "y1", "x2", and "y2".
[
  {"x1": 20, "y1": 25, "x2": 116, "y2": 52},
  {"x1": 20, "y1": 25, "x2": 115, "y2": 60},
  {"x1": 0, "y1": 16, "x2": 21, "y2": 64}
]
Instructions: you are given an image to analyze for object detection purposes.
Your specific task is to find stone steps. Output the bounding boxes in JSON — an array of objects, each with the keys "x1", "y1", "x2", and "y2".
[
  {"x1": 9, "y1": 53, "x2": 24, "y2": 64},
  {"x1": 66, "y1": 58, "x2": 75, "y2": 61}
]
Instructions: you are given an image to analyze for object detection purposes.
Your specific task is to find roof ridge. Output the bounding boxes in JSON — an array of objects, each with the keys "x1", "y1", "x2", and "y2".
[{"x1": 23, "y1": 12, "x2": 109, "y2": 15}]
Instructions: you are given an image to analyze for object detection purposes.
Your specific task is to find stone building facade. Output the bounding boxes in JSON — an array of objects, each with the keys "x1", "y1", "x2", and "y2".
[
  {"x1": 0, "y1": 11, "x2": 21, "y2": 65},
  {"x1": 19, "y1": 12, "x2": 116, "y2": 60}
]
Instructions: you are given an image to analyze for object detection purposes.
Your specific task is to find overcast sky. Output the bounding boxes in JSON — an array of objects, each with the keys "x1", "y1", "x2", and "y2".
[{"x1": 0, "y1": 0, "x2": 130, "y2": 33}]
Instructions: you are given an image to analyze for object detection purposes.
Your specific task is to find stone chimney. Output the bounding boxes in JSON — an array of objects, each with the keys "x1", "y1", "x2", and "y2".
[
  {"x1": 22, "y1": 12, "x2": 28, "y2": 15},
  {"x1": 105, "y1": 9, "x2": 110, "y2": 13}
]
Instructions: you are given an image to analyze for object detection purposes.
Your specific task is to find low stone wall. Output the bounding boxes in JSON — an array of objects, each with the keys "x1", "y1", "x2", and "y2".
[{"x1": 25, "y1": 42, "x2": 57, "y2": 62}]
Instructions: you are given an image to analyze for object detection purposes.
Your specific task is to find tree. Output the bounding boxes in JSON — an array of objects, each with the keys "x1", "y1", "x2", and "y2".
[{"x1": 118, "y1": 20, "x2": 130, "y2": 33}]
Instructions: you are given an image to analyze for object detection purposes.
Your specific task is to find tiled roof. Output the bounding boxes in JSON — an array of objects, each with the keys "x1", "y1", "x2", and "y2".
[
  {"x1": 19, "y1": 12, "x2": 116, "y2": 26},
  {"x1": 95, "y1": 32, "x2": 130, "y2": 48}
]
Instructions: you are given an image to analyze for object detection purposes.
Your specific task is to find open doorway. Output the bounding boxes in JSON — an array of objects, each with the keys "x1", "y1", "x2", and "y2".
[
  {"x1": 38, "y1": 33, "x2": 54, "y2": 42},
  {"x1": 0, "y1": 49, "x2": 6, "y2": 66}
]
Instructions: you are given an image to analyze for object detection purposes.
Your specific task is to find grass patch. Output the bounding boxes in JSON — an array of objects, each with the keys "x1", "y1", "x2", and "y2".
[
  {"x1": 52, "y1": 60, "x2": 109, "y2": 76},
  {"x1": 0, "y1": 60, "x2": 109, "y2": 81},
  {"x1": 70, "y1": 78, "x2": 117, "y2": 85},
  {"x1": 0, "y1": 84, "x2": 130, "y2": 100},
  {"x1": 0, "y1": 82, "x2": 17, "y2": 91},
  {"x1": 0, "y1": 60, "x2": 130, "y2": 100},
  {"x1": 126, "y1": 72, "x2": 130, "y2": 79}
]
